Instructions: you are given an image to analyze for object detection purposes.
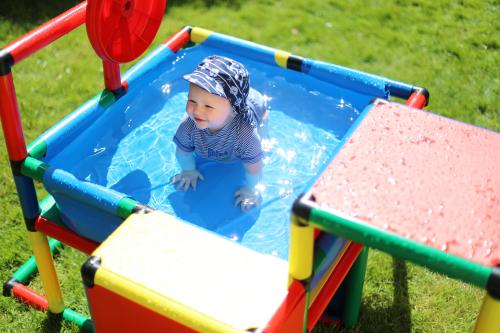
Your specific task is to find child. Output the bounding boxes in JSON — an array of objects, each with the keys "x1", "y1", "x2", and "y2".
[{"x1": 172, "y1": 55, "x2": 267, "y2": 211}]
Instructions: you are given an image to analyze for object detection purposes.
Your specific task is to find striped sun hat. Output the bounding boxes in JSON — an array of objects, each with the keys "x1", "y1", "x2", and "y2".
[{"x1": 184, "y1": 55, "x2": 255, "y2": 125}]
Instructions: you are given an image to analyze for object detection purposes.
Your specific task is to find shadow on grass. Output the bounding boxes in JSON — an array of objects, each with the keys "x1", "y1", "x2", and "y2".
[
  {"x1": 318, "y1": 258, "x2": 412, "y2": 333},
  {"x1": 40, "y1": 313, "x2": 62, "y2": 333}
]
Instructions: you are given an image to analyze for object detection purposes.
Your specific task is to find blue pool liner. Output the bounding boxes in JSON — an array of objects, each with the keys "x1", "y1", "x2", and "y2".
[{"x1": 33, "y1": 29, "x2": 416, "y2": 257}]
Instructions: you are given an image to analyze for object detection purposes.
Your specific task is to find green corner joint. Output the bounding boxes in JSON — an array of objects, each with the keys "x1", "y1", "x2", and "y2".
[
  {"x1": 20, "y1": 156, "x2": 49, "y2": 181},
  {"x1": 27, "y1": 139, "x2": 47, "y2": 159},
  {"x1": 342, "y1": 247, "x2": 369, "y2": 328},
  {"x1": 116, "y1": 197, "x2": 138, "y2": 219},
  {"x1": 97, "y1": 89, "x2": 116, "y2": 108}
]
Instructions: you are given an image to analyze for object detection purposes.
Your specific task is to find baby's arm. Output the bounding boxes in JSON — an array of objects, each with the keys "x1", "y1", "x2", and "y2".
[
  {"x1": 234, "y1": 161, "x2": 262, "y2": 212},
  {"x1": 172, "y1": 147, "x2": 204, "y2": 191}
]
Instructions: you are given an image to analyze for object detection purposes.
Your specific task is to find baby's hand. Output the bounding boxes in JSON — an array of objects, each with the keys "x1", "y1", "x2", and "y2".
[
  {"x1": 172, "y1": 170, "x2": 204, "y2": 191},
  {"x1": 234, "y1": 187, "x2": 261, "y2": 212}
]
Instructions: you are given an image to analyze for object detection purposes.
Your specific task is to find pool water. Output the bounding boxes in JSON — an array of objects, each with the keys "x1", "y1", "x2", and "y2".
[{"x1": 47, "y1": 46, "x2": 366, "y2": 259}]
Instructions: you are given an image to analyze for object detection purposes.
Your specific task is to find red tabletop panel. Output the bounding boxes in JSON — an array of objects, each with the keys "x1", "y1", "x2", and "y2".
[{"x1": 312, "y1": 102, "x2": 500, "y2": 267}]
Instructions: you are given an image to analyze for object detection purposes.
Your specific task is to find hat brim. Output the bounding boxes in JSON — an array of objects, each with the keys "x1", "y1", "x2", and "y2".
[{"x1": 183, "y1": 72, "x2": 226, "y2": 99}]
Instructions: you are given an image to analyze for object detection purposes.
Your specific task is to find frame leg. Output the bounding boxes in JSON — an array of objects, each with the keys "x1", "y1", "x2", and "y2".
[
  {"x1": 342, "y1": 246, "x2": 368, "y2": 328},
  {"x1": 28, "y1": 231, "x2": 64, "y2": 313},
  {"x1": 473, "y1": 291, "x2": 500, "y2": 333}
]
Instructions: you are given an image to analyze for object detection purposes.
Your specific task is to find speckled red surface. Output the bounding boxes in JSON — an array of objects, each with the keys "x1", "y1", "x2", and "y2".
[{"x1": 312, "y1": 102, "x2": 500, "y2": 267}]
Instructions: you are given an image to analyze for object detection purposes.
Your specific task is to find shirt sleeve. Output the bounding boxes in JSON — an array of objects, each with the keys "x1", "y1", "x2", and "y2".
[
  {"x1": 173, "y1": 116, "x2": 195, "y2": 152},
  {"x1": 237, "y1": 124, "x2": 263, "y2": 164}
]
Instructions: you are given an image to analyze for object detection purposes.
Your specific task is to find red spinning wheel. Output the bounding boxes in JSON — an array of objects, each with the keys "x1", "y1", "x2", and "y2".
[{"x1": 86, "y1": 0, "x2": 166, "y2": 64}]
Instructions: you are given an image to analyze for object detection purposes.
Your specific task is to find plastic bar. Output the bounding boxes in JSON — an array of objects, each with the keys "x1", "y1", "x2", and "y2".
[
  {"x1": 32, "y1": 91, "x2": 114, "y2": 160},
  {"x1": 306, "y1": 243, "x2": 363, "y2": 331},
  {"x1": 28, "y1": 231, "x2": 64, "y2": 313},
  {"x1": 302, "y1": 58, "x2": 388, "y2": 98},
  {"x1": 405, "y1": 91, "x2": 427, "y2": 109},
  {"x1": 103, "y1": 60, "x2": 121, "y2": 91},
  {"x1": 121, "y1": 44, "x2": 174, "y2": 85},
  {"x1": 63, "y1": 308, "x2": 94, "y2": 332},
  {"x1": 196, "y1": 29, "x2": 287, "y2": 67},
  {"x1": 35, "y1": 216, "x2": 99, "y2": 255},
  {"x1": 0, "y1": 73, "x2": 27, "y2": 161},
  {"x1": 11, "y1": 255, "x2": 38, "y2": 283},
  {"x1": 12, "y1": 238, "x2": 61, "y2": 283},
  {"x1": 385, "y1": 81, "x2": 415, "y2": 99},
  {"x1": 309, "y1": 207, "x2": 491, "y2": 288},
  {"x1": 13, "y1": 175, "x2": 40, "y2": 227},
  {"x1": 309, "y1": 243, "x2": 350, "y2": 305},
  {"x1": 474, "y1": 292, "x2": 500, "y2": 333},
  {"x1": 20, "y1": 156, "x2": 49, "y2": 181},
  {"x1": 39, "y1": 194, "x2": 60, "y2": 222},
  {"x1": 10, "y1": 284, "x2": 94, "y2": 332},
  {"x1": 43, "y1": 167, "x2": 126, "y2": 217},
  {"x1": 3, "y1": 2, "x2": 86, "y2": 64},
  {"x1": 163, "y1": 26, "x2": 192, "y2": 52},
  {"x1": 12, "y1": 283, "x2": 49, "y2": 311},
  {"x1": 342, "y1": 246, "x2": 368, "y2": 328},
  {"x1": 190, "y1": 27, "x2": 212, "y2": 44},
  {"x1": 274, "y1": 50, "x2": 291, "y2": 68},
  {"x1": 289, "y1": 215, "x2": 314, "y2": 281},
  {"x1": 310, "y1": 235, "x2": 349, "y2": 292},
  {"x1": 117, "y1": 197, "x2": 139, "y2": 219},
  {"x1": 27, "y1": 139, "x2": 47, "y2": 159},
  {"x1": 192, "y1": 27, "x2": 418, "y2": 99}
]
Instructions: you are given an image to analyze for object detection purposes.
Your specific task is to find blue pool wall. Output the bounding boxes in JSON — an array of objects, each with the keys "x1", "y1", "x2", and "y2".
[{"x1": 34, "y1": 29, "x2": 412, "y2": 250}]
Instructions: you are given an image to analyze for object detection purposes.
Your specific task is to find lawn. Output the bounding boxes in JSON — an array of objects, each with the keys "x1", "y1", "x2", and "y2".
[{"x1": 0, "y1": 0, "x2": 498, "y2": 332}]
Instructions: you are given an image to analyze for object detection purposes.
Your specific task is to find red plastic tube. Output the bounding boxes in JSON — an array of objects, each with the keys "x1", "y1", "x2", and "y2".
[
  {"x1": 4, "y1": 2, "x2": 86, "y2": 64},
  {"x1": 306, "y1": 243, "x2": 363, "y2": 331},
  {"x1": 35, "y1": 216, "x2": 99, "y2": 255},
  {"x1": 102, "y1": 60, "x2": 122, "y2": 91},
  {"x1": 405, "y1": 92, "x2": 427, "y2": 109},
  {"x1": 163, "y1": 26, "x2": 191, "y2": 53},
  {"x1": 0, "y1": 73, "x2": 28, "y2": 161},
  {"x1": 12, "y1": 283, "x2": 49, "y2": 311}
]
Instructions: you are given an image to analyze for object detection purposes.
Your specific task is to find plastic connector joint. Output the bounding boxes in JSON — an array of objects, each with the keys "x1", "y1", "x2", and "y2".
[
  {"x1": 292, "y1": 193, "x2": 312, "y2": 222},
  {"x1": 0, "y1": 49, "x2": 14, "y2": 75},
  {"x1": 487, "y1": 266, "x2": 500, "y2": 300},
  {"x1": 3, "y1": 278, "x2": 18, "y2": 297},
  {"x1": 81, "y1": 256, "x2": 102, "y2": 288}
]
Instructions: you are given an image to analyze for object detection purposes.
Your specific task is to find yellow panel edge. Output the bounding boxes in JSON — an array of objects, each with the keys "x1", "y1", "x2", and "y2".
[
  {"x1": 274, "y1": 50, "x2": 291, "y2": 68},
  {"x1": 90, "y1": 212, "x2": 145, "y2": 258},
  {"x1": 191, "y1": 27, "x2": 213, "y2": 44},
  {"x1": 94, "y1": 268, "x2": 240, "y2": 333}
]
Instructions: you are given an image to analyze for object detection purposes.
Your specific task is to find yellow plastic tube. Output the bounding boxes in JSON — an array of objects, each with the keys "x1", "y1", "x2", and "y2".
[
  {"x1": 474, "y1": 292, "x2": 500, "y2": 333},
  {"x1": 289, "y1": 215, "x2": 314, "y2": 281},
  {"x1": 274, "y1": 50, "x2": 291, "y2": 69},
  {"x1": 28, "y1": 231, "x2": 64, "y2": 313},
  {"x1": 191, "y1": 27, "x2": 212, "y2": 44}
]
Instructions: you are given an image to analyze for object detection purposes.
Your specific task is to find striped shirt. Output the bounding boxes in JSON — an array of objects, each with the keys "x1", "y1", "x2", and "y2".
[{"x1": 173, "y1": 88, "x2": 266, "y2": 164}]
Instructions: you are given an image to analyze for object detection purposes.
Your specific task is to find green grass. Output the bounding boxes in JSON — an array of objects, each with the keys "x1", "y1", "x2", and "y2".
[{"x1": 0, "y1": 0, "x2": 497, "y2": 332}]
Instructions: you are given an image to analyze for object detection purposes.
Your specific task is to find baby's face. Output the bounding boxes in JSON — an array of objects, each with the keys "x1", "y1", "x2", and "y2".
[{"x1": 186, "y1": 83, "x2": 233, "y2": 133}]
